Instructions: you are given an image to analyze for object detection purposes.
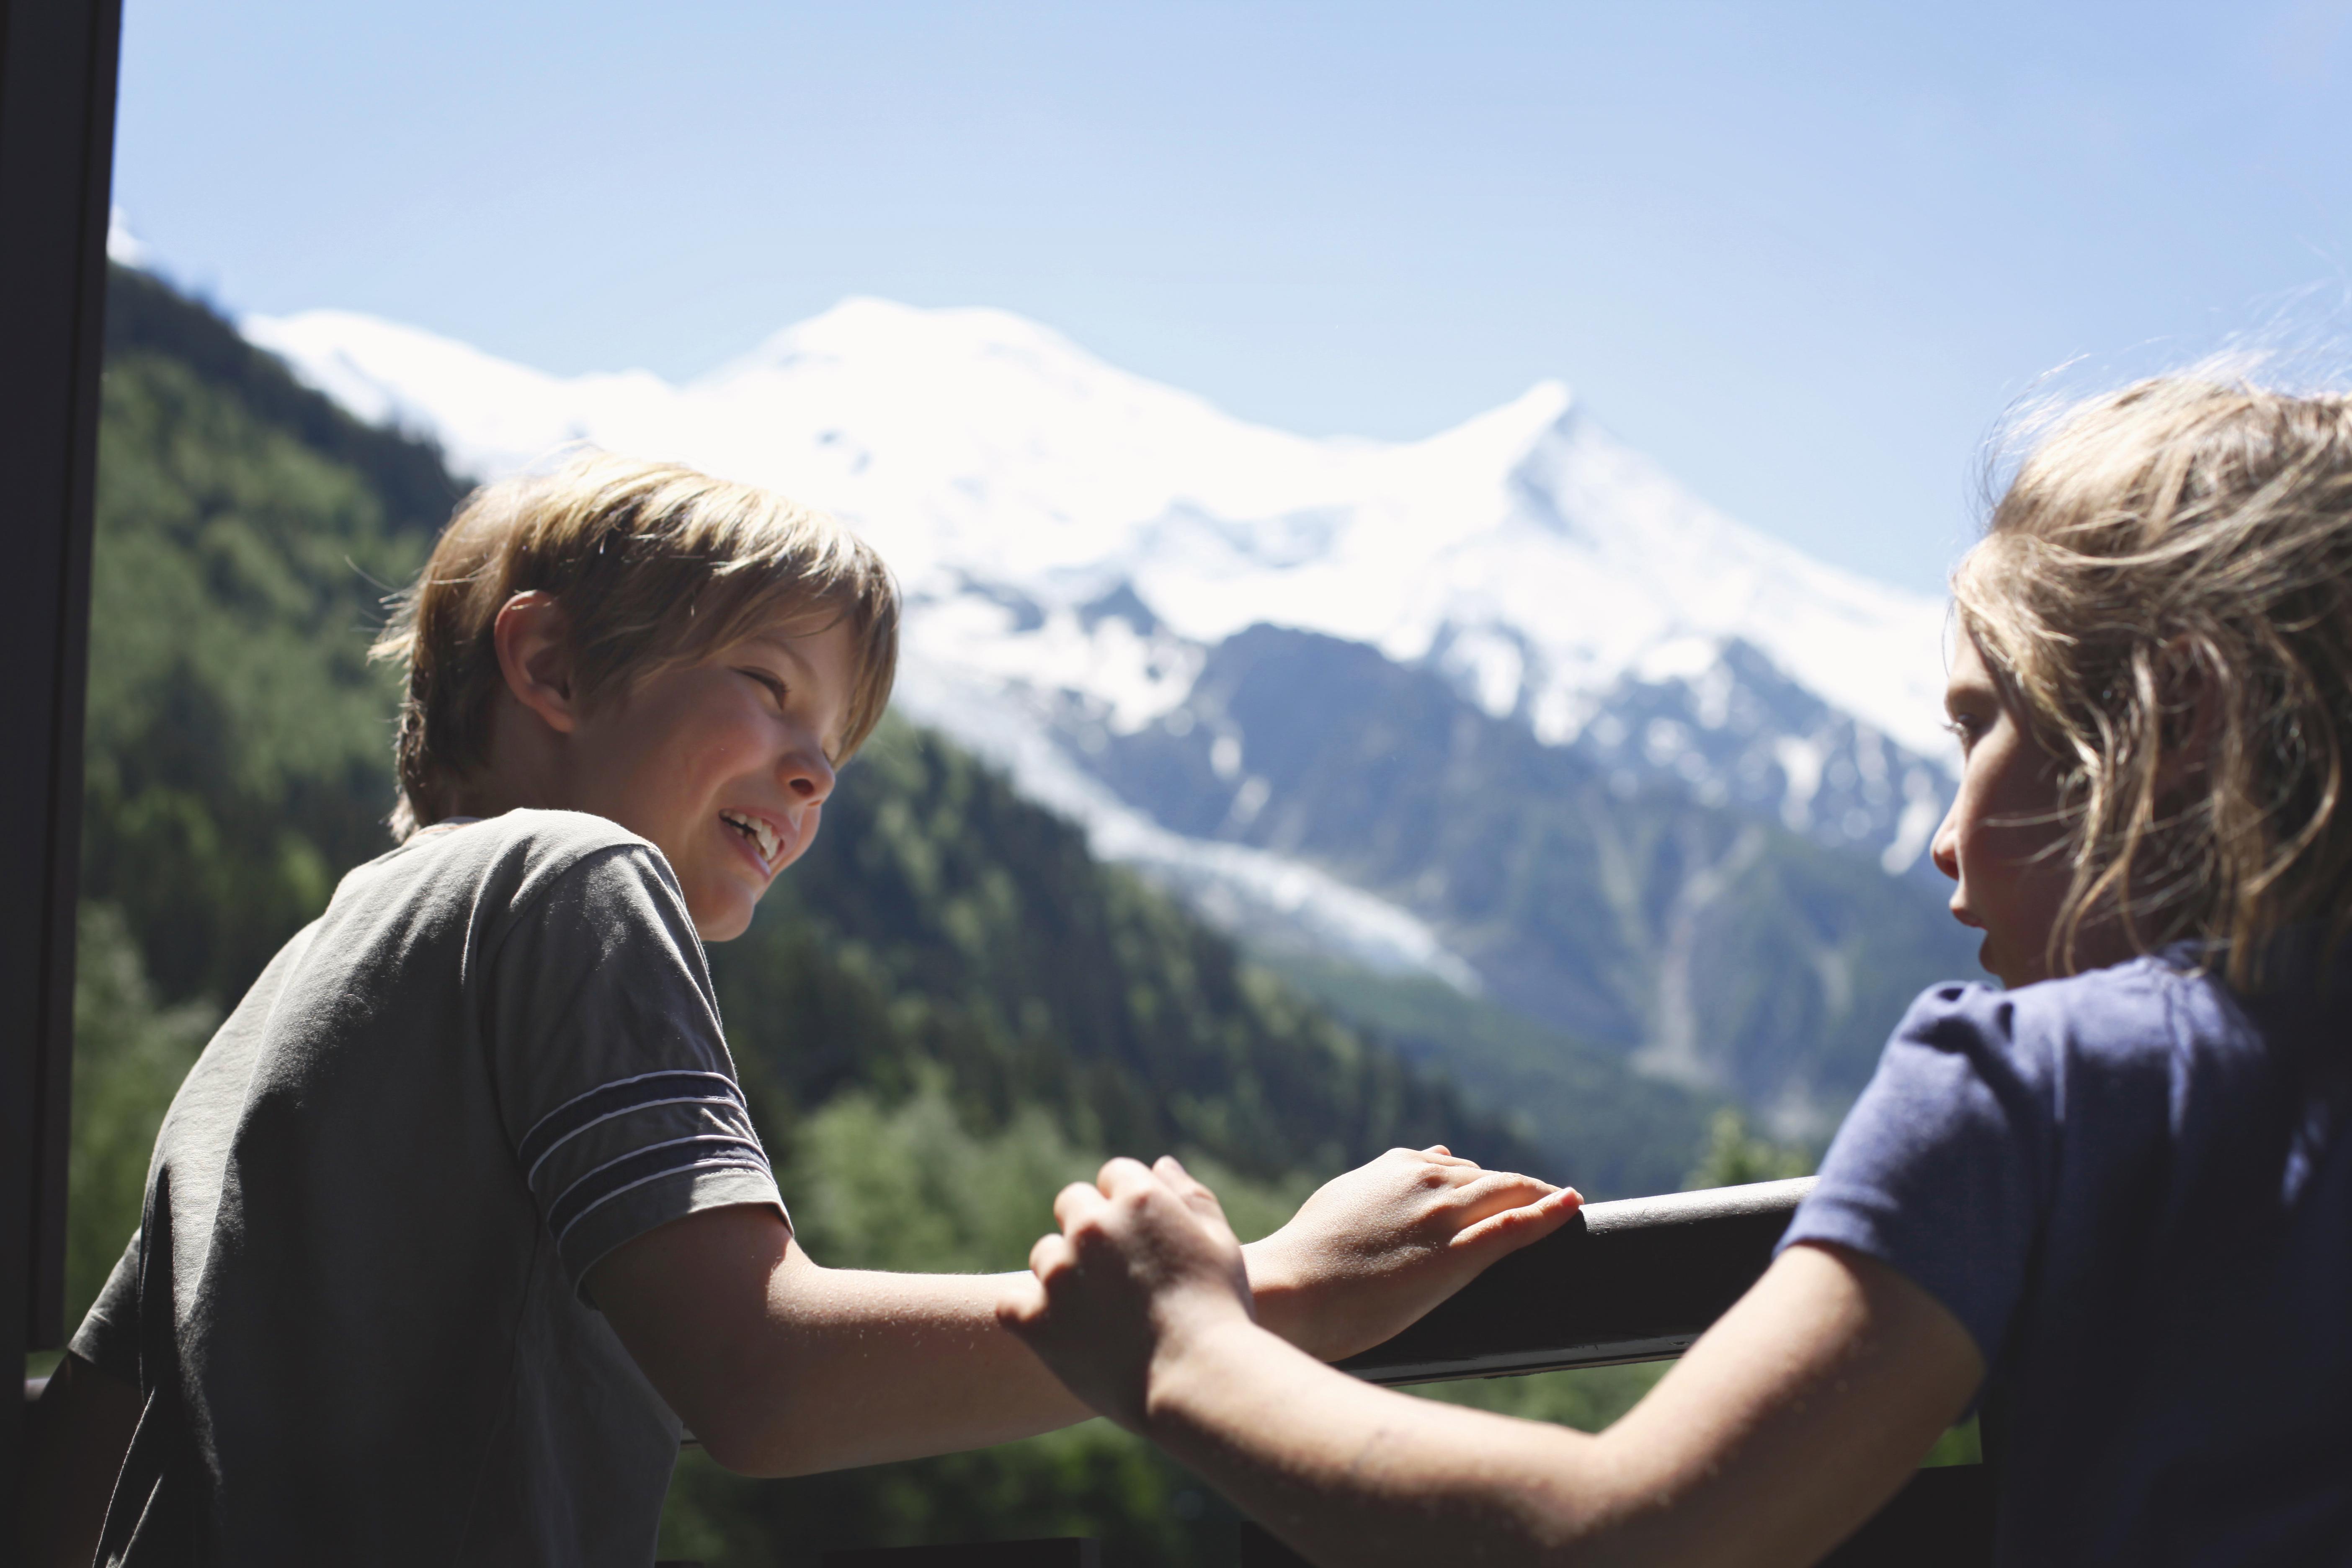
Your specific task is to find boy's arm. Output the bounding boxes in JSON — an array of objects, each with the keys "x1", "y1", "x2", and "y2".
[
  {"x1": 593, "y1": 1204, "x2": 1083, "y2": 1475},
  {"x1": 589, "y1": 1146, "x2": 1573, "y2": 1477},
  {"x1": 1236, "y1": 1144, "x2": 1581, "y2": 1361},
  {"x1": 20, "y1": 1351, "x2": 141, "y2": 1568},
  {"x1": 1000, "y1": 1159, "x2": 1985, "y2": 1568}
]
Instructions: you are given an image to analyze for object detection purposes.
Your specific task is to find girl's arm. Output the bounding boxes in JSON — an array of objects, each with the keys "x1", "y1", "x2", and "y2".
[
  {"x1": 1002, "y1": 1158, "x2": 1986, "y2": 1568},
  {"x1": 588, "y1": 1146, "x2": 1577, "y2": 1477}
]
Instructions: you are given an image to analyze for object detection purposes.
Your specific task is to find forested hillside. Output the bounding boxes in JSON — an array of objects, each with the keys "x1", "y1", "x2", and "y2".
[{"x1": 72, "y1": 266, "x2": 1720, "y2": 1566}]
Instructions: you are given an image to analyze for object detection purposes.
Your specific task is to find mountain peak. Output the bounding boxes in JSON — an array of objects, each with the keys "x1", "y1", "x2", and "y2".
[
  {"x1": 1483, "y1": 377, "x2": 1579, "y2": 440},
  {"x1": 712, "y1": 294, "x2": 1103, "y2": 384}
]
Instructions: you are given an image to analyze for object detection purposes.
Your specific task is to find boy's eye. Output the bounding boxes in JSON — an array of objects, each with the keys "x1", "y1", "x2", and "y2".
[{"x1": 738, "y1": 669, "x2": 789, "y2": 707}]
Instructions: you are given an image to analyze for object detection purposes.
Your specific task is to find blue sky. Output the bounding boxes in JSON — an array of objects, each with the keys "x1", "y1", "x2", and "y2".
[{"x1": 115, "y1": 1, "x2": 2352, "y2": 594}]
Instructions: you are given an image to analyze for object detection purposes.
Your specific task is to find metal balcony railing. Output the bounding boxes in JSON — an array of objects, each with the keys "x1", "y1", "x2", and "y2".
[
  {"x1": 1340, "y1": 1175, "x2": 1820, "y2": 1383},
  {"x1": 813, "y1": 1176, "x2": 1997, "y2": 1566},
  {"x1": 1336, "y1": 1176, "x2": 1997, "y2": 1568}
]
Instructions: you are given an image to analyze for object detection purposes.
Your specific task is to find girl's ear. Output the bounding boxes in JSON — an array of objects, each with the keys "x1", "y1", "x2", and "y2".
[
  {"x1": 493, "y1": 592, "x2": 583, "y2": 735},
  {"x1": 2152, "y1": 636, "x2": 2217, "y2": 801}
]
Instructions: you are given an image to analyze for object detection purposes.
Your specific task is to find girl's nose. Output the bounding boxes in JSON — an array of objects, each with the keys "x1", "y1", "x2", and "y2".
[{"x1": 1929, "y1": 803, "x2": 1961, "y2": 884}]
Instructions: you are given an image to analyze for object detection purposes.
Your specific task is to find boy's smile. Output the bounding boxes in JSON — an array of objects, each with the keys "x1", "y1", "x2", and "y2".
[
  {"x1": 1929, "y1": 632, "x2": 2076, "y2": 988},
  {"x1": 554, "y1": 618, "x2": 856, "y2": 941}
]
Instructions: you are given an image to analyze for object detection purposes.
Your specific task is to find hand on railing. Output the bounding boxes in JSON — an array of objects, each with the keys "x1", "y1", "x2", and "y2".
[
  {"x1": 1000, "y1": 1152, "x2": 1583, "y2": 1426},
  {"x1": 1000, "y1": 1155, "x2": 1254, "y2": 1431},
  {"x1": 1239, "y1": 1146, "x2": 1583, "y2": 1362}
]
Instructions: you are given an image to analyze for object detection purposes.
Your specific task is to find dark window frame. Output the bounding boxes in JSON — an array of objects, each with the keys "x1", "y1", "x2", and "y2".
[{"x1": 1, "y1": 0, "x2": 122, "y2": 1540}]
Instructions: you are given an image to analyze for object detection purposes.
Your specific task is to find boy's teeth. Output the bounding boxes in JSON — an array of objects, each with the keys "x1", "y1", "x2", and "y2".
[{"x1": 722, "y1": 810, "x2": 779, "y2": 865}]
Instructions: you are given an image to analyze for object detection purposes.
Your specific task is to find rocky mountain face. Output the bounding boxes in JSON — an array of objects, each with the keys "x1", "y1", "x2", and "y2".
[
  {"x1": 1032, "y1": 622, "x2": 1975, "y2": 1129},
  {"x1": 242, "y1": 295, "x2": 1983, "y2": 1134}
]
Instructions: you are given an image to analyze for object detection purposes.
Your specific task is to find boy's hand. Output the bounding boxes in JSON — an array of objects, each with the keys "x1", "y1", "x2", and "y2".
[
  {"x1": 998, "y1": 1155, "x2": 1256, "y2": 1431},
  {"x1": 1241, "y1": 1146, "x2": 1582, "y2": 1362}
]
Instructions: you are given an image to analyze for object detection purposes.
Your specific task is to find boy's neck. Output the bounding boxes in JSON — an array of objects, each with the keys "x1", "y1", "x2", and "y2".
[{"x1": 452, "y1": 691, "x2": 581, "y2": 822}]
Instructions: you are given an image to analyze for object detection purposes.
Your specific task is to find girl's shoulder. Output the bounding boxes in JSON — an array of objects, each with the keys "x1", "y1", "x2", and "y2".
[{"x1": 1896, "y1": 952, "x2": 2257, "y2": 1091}]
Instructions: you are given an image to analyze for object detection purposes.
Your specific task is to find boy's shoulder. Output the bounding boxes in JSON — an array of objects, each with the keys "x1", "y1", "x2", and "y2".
[
  {"x1": 353, "y1": 808, "x2": 671, "y2": 900},
  {"x1": 313, "y1": 809, "x2": 695, "y2": 969},
  {"x1": 405, "y1": 806, "x2": 653, "y2": 859}
]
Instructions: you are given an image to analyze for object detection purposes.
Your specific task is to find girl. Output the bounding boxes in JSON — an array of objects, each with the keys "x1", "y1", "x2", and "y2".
[{"x1": 999, "y1": 377, "x2": 2352, "y2": 1566}]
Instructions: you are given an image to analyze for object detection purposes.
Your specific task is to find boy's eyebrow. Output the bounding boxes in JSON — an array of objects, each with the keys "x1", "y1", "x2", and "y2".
[{"x1": 737, "y1": 633, "x2": 818, "y2": 677}]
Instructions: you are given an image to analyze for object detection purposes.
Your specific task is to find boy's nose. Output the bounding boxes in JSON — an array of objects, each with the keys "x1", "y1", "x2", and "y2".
[{"x1": 782, "y1": 746, "x2": 836, "y2": 804}]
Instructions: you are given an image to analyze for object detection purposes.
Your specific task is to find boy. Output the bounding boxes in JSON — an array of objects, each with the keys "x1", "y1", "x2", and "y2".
[{"x1": 31, "y1": 453, "x2": 1572, "y2": 1565}]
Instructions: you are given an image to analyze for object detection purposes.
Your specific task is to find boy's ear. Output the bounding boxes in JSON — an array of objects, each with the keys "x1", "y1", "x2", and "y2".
[{"x1": 493, "y1": 592, "x2": 584, "y2": 735}]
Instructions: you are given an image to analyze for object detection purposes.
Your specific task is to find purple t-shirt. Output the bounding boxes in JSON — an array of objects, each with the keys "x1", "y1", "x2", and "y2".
[{"x1": 1782, "y1": 942, "x2": 2352, "y2": 1565}]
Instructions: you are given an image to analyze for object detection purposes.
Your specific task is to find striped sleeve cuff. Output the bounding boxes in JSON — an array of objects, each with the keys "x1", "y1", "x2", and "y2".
[{"x1": 519, "y1": 1069, "x2": 787, "y2": 1292}]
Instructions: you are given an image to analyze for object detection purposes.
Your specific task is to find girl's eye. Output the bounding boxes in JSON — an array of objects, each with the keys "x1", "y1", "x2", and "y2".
[{"x1": 1945, "y1": 714, "x2": 1986, "y2": 750}]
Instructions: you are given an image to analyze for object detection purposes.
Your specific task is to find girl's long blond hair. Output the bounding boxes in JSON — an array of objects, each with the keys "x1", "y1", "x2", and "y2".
[{"x1": 1953, "y1": 376, "x2": 2352, "y2": 988}]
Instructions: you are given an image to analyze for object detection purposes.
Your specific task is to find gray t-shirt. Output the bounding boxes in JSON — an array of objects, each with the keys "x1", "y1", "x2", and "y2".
[{"x1": 71, "y1": 810, "x2": 786, "y2": 1566}]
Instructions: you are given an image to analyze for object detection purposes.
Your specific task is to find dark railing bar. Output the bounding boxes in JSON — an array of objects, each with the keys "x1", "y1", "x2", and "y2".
[{"x1": 1340, "y1": 1177, "x2": 1814, "y2": 1385}]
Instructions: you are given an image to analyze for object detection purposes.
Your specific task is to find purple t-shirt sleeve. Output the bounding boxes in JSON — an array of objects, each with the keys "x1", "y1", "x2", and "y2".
[{"x1": 1779, "y1": 980, "x2": 2058, "y2": 1366}]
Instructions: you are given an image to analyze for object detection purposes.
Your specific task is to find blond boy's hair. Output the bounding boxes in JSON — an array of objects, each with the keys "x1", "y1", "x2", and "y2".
[
  {"x1": 1955, "y1": 377, "x2": 2352, "y2": 986},
  {"x1": 372, "y1": 451, "x2": 899, "y2": 839}
]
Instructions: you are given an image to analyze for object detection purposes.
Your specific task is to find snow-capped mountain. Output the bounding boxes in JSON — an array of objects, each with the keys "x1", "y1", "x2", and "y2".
[
  {"x1": 248, "y1": 298, "x2": 1952, "y2": 750},
  {"x1": 243, "y1": 298, "x2": 1974, "y2": 1122}
]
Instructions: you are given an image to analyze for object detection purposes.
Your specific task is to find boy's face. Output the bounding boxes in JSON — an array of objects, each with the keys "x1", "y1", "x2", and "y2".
[
  {"x1": 560, "y1": 618, "x2": 856, "y2": 941},
  {"x1": 1929, "y1": 633, "x2": 2075, "y2": 988}
]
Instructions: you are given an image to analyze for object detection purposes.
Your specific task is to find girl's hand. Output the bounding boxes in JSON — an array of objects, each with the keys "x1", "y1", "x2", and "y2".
[
  {"x1": 1242, "y1": 1146, "x2": 1583, "y2": 1361},
  {"x1": 998, "y1": 1155, "x2": 1255, "y2": 1430}
]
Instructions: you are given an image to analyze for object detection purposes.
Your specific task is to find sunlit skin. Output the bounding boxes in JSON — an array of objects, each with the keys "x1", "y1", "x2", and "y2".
[
  {"x1": 453, "y1": 591, "x2": 853, "y2": 941},
  {"x1": 1929, "y1": 631, "x2": 2130, "y2": 988}
]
